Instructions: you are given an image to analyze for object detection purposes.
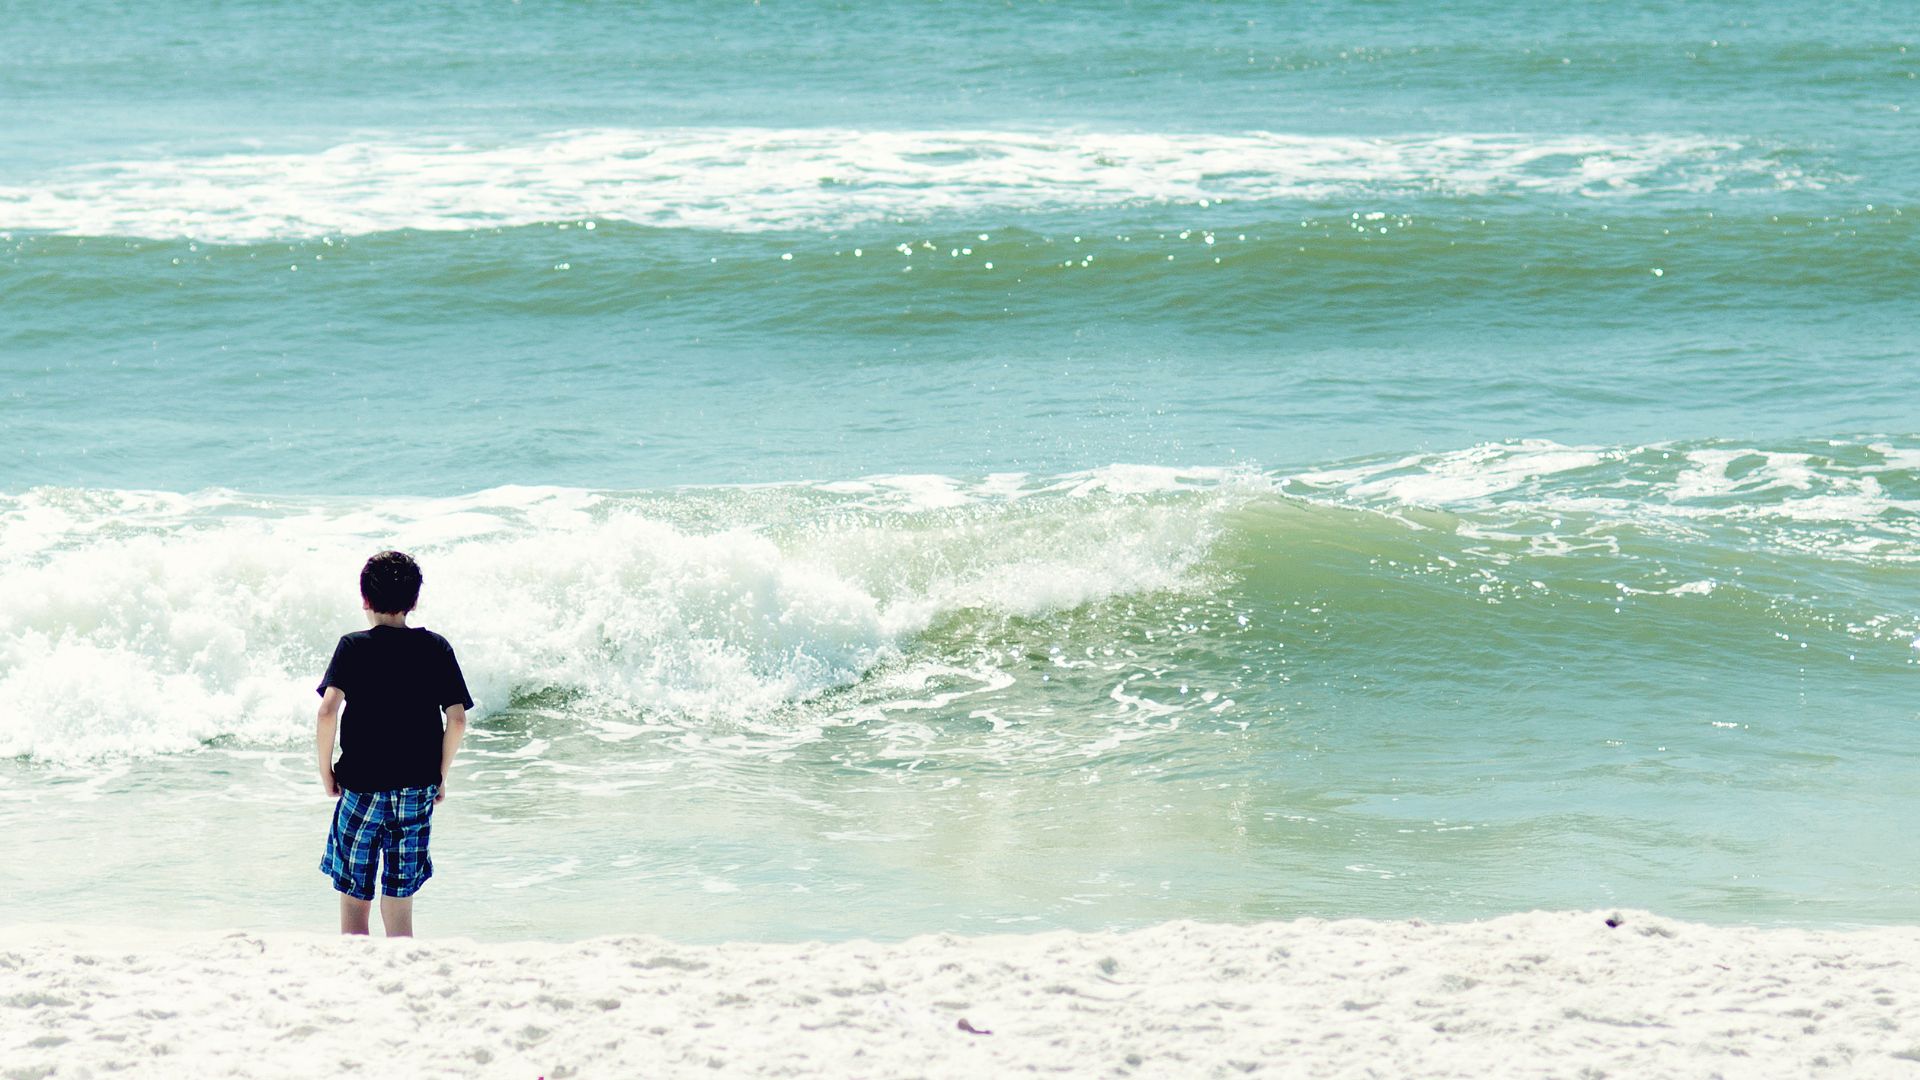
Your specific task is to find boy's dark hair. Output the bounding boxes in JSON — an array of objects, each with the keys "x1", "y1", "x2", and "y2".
[{"x1": 360, "y1": 550, "x2": 423, "y2": 614}]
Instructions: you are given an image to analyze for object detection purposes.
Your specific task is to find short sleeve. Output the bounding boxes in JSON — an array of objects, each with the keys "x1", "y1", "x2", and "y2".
[
  {"x1": 442, "y1": 639, "x2": 475, "y2": 711},
  {"x1": 317, "y1": 636, "x2": 352, "y2": 697}
]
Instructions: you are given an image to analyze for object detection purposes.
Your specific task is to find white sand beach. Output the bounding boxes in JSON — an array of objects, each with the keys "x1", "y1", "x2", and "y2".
[{"x1": 4, "y1": 910, "x2": 1917, "y2": 1078}]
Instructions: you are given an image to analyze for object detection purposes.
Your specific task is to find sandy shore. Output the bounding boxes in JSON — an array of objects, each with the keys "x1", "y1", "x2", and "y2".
[{"x1": 3, "y1": 910, "x2": 1916, "y2": 1078}]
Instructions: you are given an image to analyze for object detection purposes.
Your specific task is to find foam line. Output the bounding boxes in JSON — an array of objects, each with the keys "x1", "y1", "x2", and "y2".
[{"x1": 0, "y1": 128, "x2": 1812, "y2": 241}]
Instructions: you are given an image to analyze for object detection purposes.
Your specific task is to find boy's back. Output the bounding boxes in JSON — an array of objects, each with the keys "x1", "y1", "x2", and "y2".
[{"x1": 320, "y1": 624, "x2": 469, "y2": 793}]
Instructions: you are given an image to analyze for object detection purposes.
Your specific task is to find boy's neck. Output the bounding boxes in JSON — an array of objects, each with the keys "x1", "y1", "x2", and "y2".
[{"x1": 366, "y1": 610, "x2": 410, "y2": 629}]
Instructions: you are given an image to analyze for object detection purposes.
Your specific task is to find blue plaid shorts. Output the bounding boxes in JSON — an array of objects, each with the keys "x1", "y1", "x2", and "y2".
[{"x1": 320, "y1": 786, "x2": 438, "y2": 900}]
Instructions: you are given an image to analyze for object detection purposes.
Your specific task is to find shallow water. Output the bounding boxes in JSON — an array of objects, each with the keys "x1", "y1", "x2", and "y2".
[{"x1": 1, "y1": 0, "x2": 1916, "y2": 940}]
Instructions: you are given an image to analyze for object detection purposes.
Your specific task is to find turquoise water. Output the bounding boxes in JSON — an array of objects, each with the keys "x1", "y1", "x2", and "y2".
[{"x1": 1, "y1": 1, "x2": 1916, "y2": 941}]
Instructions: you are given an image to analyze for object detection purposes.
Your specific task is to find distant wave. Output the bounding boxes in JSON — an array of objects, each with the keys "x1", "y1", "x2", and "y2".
[{"x1": 0, "y1": 128, "x2": 1829, "y2": 242}]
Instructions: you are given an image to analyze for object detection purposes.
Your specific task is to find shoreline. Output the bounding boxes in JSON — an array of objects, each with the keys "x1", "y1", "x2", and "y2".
[{"x1": 6, "y1": 910, "x2": 1916, "y2": 1078}]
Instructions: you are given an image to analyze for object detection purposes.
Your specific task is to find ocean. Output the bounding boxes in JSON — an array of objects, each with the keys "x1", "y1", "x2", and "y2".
[{"x1": 1, "y1": 0, "x2": 1915, "y2": 942}]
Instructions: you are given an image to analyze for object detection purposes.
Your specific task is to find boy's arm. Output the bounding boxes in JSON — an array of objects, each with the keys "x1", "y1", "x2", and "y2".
[
  {"x1": 316, "y1": 687, "x2": 344, "y2": 796},
  {"x1": 436, "y1": 703, "x2": 468, "y2": 805}
]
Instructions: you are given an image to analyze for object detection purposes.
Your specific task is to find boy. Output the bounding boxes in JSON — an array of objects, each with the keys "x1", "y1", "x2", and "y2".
[{"x1": 316, "y1": 550, "x2": 473, "y2": 936}]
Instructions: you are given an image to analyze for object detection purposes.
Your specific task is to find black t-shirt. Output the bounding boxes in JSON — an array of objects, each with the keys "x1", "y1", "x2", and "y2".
[{"x1": 317, "y1": 625, "x2": 474, "y2": 793}]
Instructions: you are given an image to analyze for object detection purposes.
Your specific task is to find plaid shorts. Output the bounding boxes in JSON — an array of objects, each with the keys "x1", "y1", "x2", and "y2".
[{"x1": 320, "y1": 785, "x2": 438, "y2": 900}]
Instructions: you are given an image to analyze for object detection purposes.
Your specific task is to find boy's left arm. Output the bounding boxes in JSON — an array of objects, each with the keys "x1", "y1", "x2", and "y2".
[
  {"x1": 316, "y1": 687, "x2": 344, "y2": 796},
  {"x1": 437, "y1": 704, "x2": 468, "y2": 804}
]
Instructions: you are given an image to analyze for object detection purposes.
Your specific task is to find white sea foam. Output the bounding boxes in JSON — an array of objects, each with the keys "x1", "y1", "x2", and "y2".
[
  {"x1": 1284, "y1": 438, "x2": 1920, "y2": 567},
  {"x1": 0, "y1": 128, "x2": 1811, "y2": 242},
  {"x1": 1669, "y1": 448, "x2": 1830, "y2": 500},
  {"x1": 1291, "y1": 439, "x2": 1920, "y2": 520},
  {"x1": 0, "y1": 471, "x2": 1227, "y2": 763},
  {"x1": 1297, "y1": 440, "x2": 1612, "y2": 505}
]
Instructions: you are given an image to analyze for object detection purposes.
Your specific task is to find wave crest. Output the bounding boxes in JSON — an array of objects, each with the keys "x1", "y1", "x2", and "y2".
[{"x1": 0, "y1": 472, "x2": 1232, "y2": 761}]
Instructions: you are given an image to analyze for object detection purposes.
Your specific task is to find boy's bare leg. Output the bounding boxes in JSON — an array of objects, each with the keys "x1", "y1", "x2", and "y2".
[
  {"x1": 380, "y1": 894, "x2": 414, "y2": 937},
  {"x1": 339, "y1": 894, "x2": 372, "y2": 935}
]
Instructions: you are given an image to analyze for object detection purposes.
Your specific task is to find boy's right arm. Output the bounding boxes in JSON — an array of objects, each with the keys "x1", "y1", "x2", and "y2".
[{"x1": 316, "y1": 687, "x2": 344, "y2": 797}]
